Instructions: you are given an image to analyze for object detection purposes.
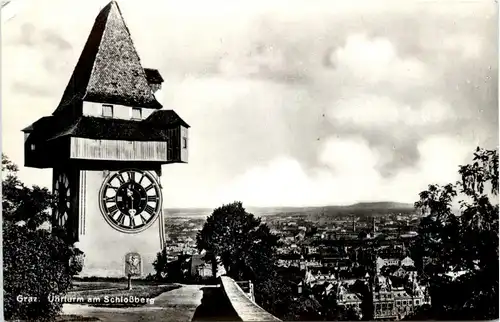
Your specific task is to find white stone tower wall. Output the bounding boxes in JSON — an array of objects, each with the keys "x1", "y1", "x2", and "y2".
[{"x1": 77, "y1": 170, "x2": 163, "y2": 278}]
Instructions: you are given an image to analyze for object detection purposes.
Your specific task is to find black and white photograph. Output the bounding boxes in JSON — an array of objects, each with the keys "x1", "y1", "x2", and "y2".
[{"x1": 1, "y1": 0, "x2": 498, "y2": 321}]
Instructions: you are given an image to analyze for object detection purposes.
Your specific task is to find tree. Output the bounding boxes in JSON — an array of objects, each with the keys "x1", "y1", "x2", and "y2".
[
  {"x1": 320, "y1": 293, "x2": 361, "y2": 321},
  {"x1": 254, "y1": 274, "x2": 294, "y2": 318},
  {"x1": 196, "y1": 201, "x2": 279, "y2": 282},
  {"x1": 357, "y1": 230, "x2": 368, "y2": 240},
  {"x1": 197, "y1": 202, "x2": 324, "y2": 321},
  {"x1": 2, "y1": 155, "x2": 52, "y2": 230},
  {"x1": 285, "y1": 295, "x2": 322, "y2": 321},
  {"x1": 2, "y1": 154, "x2": 83, "y2": 321},
  {"x1": 251, "y1": 270, "x2": 322, "y2": 321},
  {"x1": 409, "y1": 147, "x2": 499, "y2": 320},
  {"x1": 305, "y1": 226, "x2": 318, "y2": 238},
  {"x1": 152, "y1": 246, "x2": 170, "y2": 280}
]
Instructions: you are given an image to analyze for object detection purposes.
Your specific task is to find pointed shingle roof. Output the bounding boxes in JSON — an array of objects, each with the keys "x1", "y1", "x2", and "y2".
[{"x1": 53, "y1": 1, "x2": 161, "y2": 115}]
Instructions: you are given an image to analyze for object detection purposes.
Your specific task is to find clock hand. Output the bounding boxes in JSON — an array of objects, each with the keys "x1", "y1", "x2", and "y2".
[{"x1": 129, "y1": 195, "x2": 135, "y2": 215}]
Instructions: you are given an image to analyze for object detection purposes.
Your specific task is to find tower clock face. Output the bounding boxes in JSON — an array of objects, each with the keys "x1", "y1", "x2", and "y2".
[
  {"x1": 99, "y1": 169, "x2": 162, "y2": 233},
  {"x1": 54, "y1": 173, "x2": 70, "y2": 227}
]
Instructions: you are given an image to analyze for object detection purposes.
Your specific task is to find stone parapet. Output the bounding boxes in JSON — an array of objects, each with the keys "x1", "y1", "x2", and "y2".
[{"x1": 220, "y1": 276, "x2": 281, "y2": 321}]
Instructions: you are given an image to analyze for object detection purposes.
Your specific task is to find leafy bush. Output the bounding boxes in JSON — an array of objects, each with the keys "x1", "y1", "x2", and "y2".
[
  {"x1": 2, "y1": 154, "x2": 83, "y2": 321},
  {"x1": 152, "y1": 246, "x2": 169, "y2": 280},
  {"x1": 409, "y1": 147, "x2": 499, "y2": 320}
]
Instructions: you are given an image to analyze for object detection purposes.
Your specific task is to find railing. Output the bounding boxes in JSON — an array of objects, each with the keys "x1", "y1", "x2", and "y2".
[
  {"x1": 220, "y1": 276, "x2": 281, "y2": 321},
  {"x1": 236, "y1": 280, "x2": 255, "y2": 302}
]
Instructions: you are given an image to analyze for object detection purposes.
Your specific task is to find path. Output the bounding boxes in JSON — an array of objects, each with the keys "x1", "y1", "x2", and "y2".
[{"x1": 61, "y1": 284, "x2": 208, "y2": 322}]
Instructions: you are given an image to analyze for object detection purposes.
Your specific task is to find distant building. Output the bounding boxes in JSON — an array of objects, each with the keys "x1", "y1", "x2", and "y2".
[
  {"x1": 400, "y1": 231, "x2": 419, "y2": 239},
  {"x1": 393, "y1": 266, "x2": 417, "y2": 279},
  {"x1": 305, "y1": 246, "x2": 319, "y2": 255},
  {"x1": 443, "y1": 270, "x2": 468, "y2": 281},
  {"x1": 187, "y1": 255, "x2": 211, "y2": 279},
  {"x1": 371, "y1": 270, "x2": 428, "y2": 320},
  {"x1": 303, "y1": 270, "x2": 337, "y2": 286},
  {"x1": 392, "y1": 288, "x2": 423, "y2": 319},
  {"x1": 169, "y1": 254, "x2": 225, "y2": 281},
  {"x1": 373, "y1": 289, "x2": 397, "y2": 319},
  {"x1": 295, "y1": 231, "x2": 306, "y2": 241},
  {"x1": 335, "y1": 283, "x2": 363, "y2": 311},
  {"x1": 277, "y1": 253, "x2": 302, "y2": 268},
  {"x1": 304, "y1": 258, "x2": 322, "y2": 269},
  {"x1": 323, "y1": 257, "x2": 352, "y2": 271},
  {"x1": 195, "y1": 263, "x2": 212, "y2": 278},
  {"x1": 400, "y1": 256, "x2": 415, "y2": 267},
  {"x1": 376, "y1": 255, "x2": 414, "y2": 273},
  {"x1": 376, "y1": 256, "x2": 400, "y2": 272}
]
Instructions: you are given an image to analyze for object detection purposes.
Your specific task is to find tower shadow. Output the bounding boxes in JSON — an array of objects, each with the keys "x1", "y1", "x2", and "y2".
[{"x1": 191, "y1": 285, "x2": 242, "y2": 321}]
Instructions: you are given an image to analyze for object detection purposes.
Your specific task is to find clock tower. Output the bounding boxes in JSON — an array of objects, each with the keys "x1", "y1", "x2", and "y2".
[{"x1": 22, "y1": 1, "x2": 189, "y2": 277}]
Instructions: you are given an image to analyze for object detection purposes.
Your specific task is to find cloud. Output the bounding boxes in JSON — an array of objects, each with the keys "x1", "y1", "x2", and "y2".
[
  {"x1": 2, "y1": 45, "x2": 70, "y2": 98},
  {"x1": 328, "y1": 34, "x2": 429, "y2": 85},
  {"x1": 443, "y1": 34, "x2": 484, "y2": 60},
  {"x1": 1, "y1": 0, "x2": 497, "y2": 208},
  {"x1": 219, "y1": 135, "x2": 474, "y2": 207},
  {"x1": 318, "y1": 137, "x2": 380, "y2": 175},
  {"x1": 11, "y1": 81, "x2": 54, "y2": 96},
  {"x1": 217, "y1": 42, "x2": 311, "y2": 83},
  {"x1": 329, "y1": 96, "x2": 454, "y2": 127},
  {"x1": 2, "y1": 19, "x2": 74, "y2": 99},
  {"x1": 42, "y1": 29, "x2": 72, "y2": 51},
  {"x1": 6, "y1": 22, "x2": 72, "y2": 51}
]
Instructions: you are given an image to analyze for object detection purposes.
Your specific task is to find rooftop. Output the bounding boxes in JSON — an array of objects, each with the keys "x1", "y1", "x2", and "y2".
[
  {"x1": 144, "y1": 68, "x2": 164, "y2": 84},
  {"x1": 54, "y1": 1, "x2": 162, "y2": 115},
  {"x1": 23, "y1": 110, "x2": 189, "y2": 142}
]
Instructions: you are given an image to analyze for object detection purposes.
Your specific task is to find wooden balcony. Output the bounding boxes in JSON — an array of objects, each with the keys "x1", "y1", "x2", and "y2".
[
  {"x1": 70, "y1": 137, "x2": 168, "y2": 162},
  {"x1": 24, "y1": 136, "x2": 185, "y2": 170}
]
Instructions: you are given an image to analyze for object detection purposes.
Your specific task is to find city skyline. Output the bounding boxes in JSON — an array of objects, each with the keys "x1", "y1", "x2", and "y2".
[{"x1": 2, "y1": 0, "x2": 498, "y2": 208}]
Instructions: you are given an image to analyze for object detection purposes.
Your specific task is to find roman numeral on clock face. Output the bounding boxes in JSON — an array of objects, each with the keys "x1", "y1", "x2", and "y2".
[
  {"x1": 108, "y1": 204, "x2": 118, "y2": 215},
  {"x1": 127, "y1": 171, "x2": 136, "y2": 182},
  {"x1": 139, "y1": 213, "x2": 149, "y2": 223},
  {"x1": 104, "y1": 196, "x2": 115, "y2": 203},
  {"x1": 144, "y1": 204, "x2": 155, "y2": 215},
  {"x1": 107, "y1": 183, "x2": 119, "y2": 191},
  {"x1": 147, "y1": 195, "x2": 158, "y2": 202},
  {"x1": 116, "y1": 212, "x2": 125, "y2": 225},
  {"x1": 117, "y1": 173, "x2": 126, "y2": 184}
]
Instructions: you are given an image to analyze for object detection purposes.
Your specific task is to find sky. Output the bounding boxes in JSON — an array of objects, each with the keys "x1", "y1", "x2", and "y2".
[{"x1": 1, "y1": 0, "x2": 498, "y2": 208}]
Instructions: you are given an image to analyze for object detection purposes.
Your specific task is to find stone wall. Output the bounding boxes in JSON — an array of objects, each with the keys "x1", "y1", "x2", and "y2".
[{"x1": 220, "y1": 276, "x2": 281, "y2": 322}]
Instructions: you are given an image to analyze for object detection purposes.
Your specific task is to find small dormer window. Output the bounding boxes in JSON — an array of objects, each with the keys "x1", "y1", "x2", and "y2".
[
  {"x1": 182, "y1": 137, "x2": 188, "y2": 149},
  {"x1": 102, "y1": 104, "x2": 113, "y2": 118},
  {"x1": 30, "y1": 144, "x2": 35, "y2": 151},
  {"x1": 132, "y1": 107, "x2": 142, "y2": 120}
]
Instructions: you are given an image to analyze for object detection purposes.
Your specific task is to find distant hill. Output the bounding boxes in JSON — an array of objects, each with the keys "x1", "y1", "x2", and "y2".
[
  {"x1": 343, "y1": 201, "x2": 414, "y2": 210},
  {"x1": 164, "y1": 201, "x2": 415, "y2": 218}
]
